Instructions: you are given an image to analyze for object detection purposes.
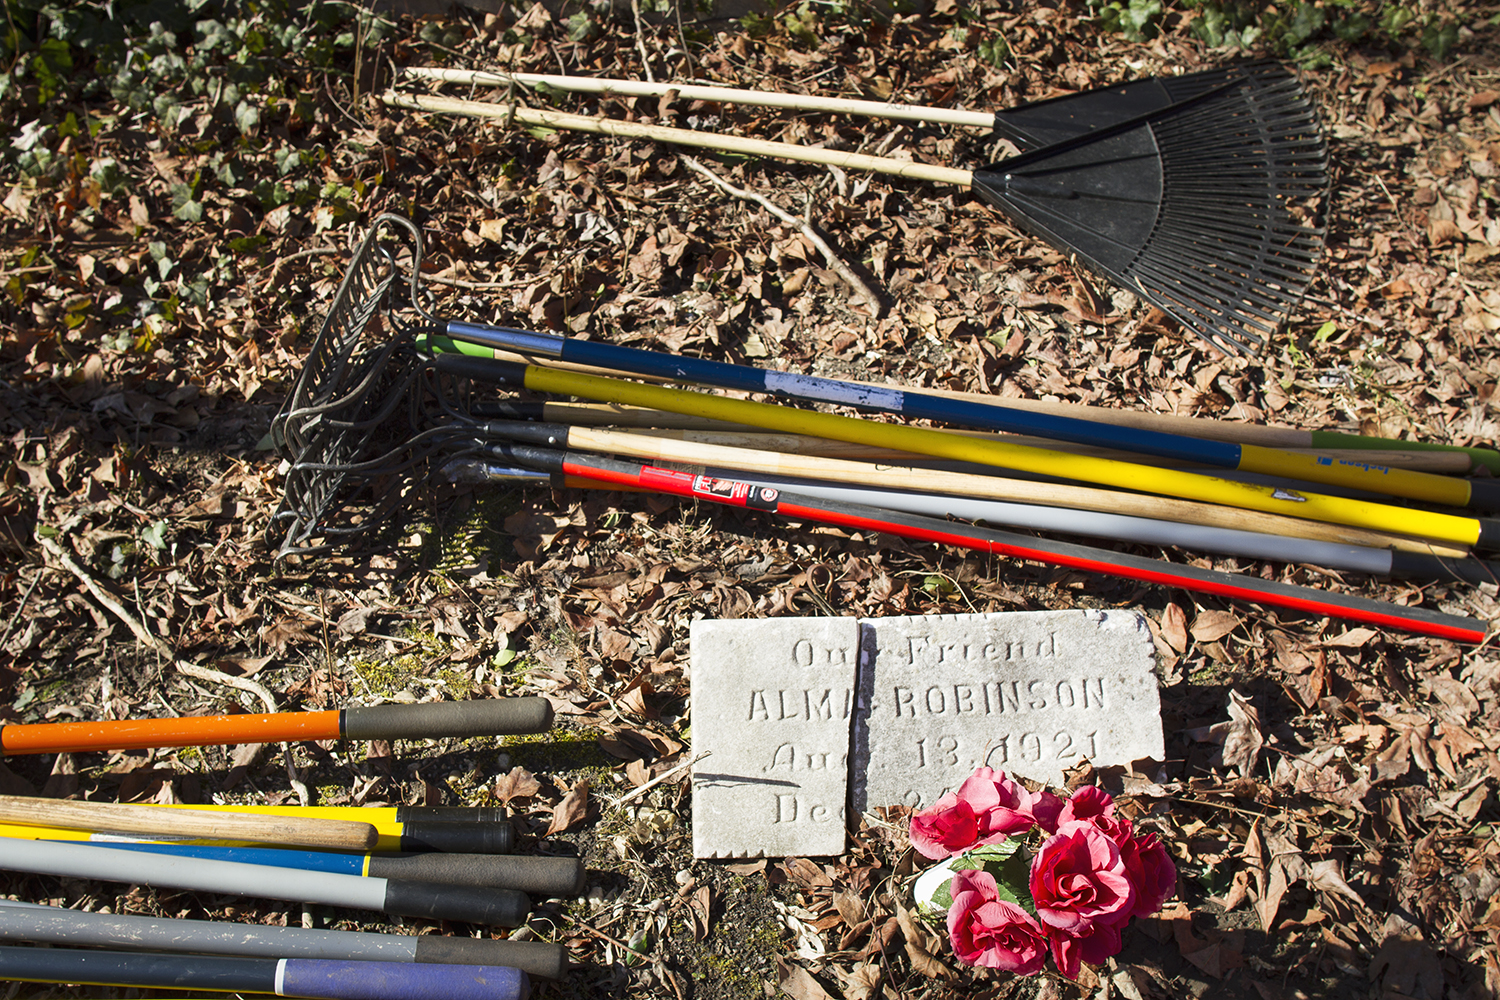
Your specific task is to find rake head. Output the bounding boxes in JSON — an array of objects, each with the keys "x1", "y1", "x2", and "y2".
[
  {"x1": 972, "y1": 62, "x2": 1328, "y2": 355},
  {"x1": 268, "y1": 215, "x2": 445, "y2": 556}
]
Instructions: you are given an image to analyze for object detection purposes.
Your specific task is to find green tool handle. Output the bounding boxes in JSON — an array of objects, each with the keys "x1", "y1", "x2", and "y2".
[{"x1": 1310, "y1": 430, "x2": 1500, "y2": 476}]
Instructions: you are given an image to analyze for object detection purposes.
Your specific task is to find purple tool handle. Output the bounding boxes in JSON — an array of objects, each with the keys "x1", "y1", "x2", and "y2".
[{"x1": 280, "y1": 959, "x2": 530, "y2": 1000}]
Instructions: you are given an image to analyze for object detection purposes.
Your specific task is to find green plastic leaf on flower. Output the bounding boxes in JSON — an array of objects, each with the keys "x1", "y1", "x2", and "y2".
[{"x1": 943, "y1": 841, "x2": 1036, "y2": 916}]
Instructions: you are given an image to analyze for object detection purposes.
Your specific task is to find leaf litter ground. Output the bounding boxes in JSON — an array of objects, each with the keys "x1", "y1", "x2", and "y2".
[{"x1": 2, "y1": 1, "x2": 1500, "y2": 998}]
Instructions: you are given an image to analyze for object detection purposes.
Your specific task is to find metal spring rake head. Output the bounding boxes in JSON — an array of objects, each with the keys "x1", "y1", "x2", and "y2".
[{"x1": 268, "y1": 215, "x2": 451, "y2": 557}]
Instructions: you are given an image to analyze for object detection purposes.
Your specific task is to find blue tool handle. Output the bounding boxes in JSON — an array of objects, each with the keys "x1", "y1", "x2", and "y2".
[{"x1": 280, "y1": 958, "x2": 530, "y2": 1000}]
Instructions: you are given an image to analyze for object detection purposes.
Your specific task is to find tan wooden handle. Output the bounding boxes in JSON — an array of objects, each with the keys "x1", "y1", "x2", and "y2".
[
  {"x1": 402, "y1": 67, "x2": 998, "y2": 129},
  {"x1": 381, "y1": 91, "x2": 974, "y2": 188},
  {"x1": 0, "y1": 795, "x2": 380, "y2": 851},
  {"x1": 565, "y1": 425, "x2": 1468, "y2": 557}
]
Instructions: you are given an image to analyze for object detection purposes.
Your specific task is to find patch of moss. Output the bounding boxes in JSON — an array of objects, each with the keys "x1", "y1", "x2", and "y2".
[
  {"x1": 677, "y1": 875, "x2": 782, "y2": 1000},
  {"x1": 419, "y1": 487, "x2": 530, "y2": 578}
]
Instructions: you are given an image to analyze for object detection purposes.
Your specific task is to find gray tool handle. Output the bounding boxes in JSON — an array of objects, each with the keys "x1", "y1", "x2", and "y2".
[
  {"x1": 344, "y1": 698, "x2": 553, "y2": 739},
  {"x1": 0, "y1": 899, "x2": 567, "y2": 980}
]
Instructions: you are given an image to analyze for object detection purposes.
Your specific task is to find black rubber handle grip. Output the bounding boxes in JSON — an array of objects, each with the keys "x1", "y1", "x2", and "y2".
[
  {"x1": 1467, "y1": 478, "x2": 1500, "y2": 513},
  {"x1": 412, "y1": 937, "x2": 567, "y2": 980},
  {"x1": 368, "y1": 854, "x2": 585, "y2": 898},
  {"x1": 398, "y1": 821, "x2": 515, "y2": 855},
  {"x1": 1388, "y1": 549, "x2": 1500, "y2": 585},
  {"x1": 395, "y1": 806, "x2": 509, "y2": 825},
  {"x1": 1478, "y1": 518, "x2": 1500, "y2": 553},
  {"x1": 343, "y1": 699, "x2": 553, "y2": 740},
  {"x1": 380, "y1": 879, "x2": 530, "y2": 927},
  {"x1": 432, "y1": 353, "x2": 531, "y2": 386}
]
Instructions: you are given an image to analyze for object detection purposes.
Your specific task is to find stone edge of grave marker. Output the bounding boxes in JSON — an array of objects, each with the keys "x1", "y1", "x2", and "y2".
[
  {"x1": 849, "y1": 608, "x2": 1162, "y2": 812},
  {"x1": 690, "y1": 616, "x2": 860, "y2": 859}
]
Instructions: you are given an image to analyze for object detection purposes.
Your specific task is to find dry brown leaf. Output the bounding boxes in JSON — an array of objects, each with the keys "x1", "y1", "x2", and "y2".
[
  {"x1": 1219, "y1": 869, "x2": 1252, "y2": 911},
  {"x1": 834, "y1": 962, "x2": 883, "y2": 1000},
  {"x1": 777, "y1": 958, "x2": 836, "y2": 1000},
  {"x1": 894, "y1": 901, "x2": 943, "y2": 958},
  {"x1": 1307, "y1": 859, "x2": 1367, "y2": 910},
  {"x1": 780, "y1": 857, "x2": 833, "y2": 889},
  {"x1": 1159, "y1": 602, "x2": 1189, "y2": 654},
  {"x1": 546, "y1": 778, "x2": 589, "y2": 835},
  {"x1": 689, "y1": 884, "x2": 713, "y2": 941},
  {"x1": 1321, "y1": 627, "x2": 1378, "y2": 648},
  {"x1": 1187, "y1": 690, "x2": 1264, "y2": 776},
  {"x1": 1426, "y1": 677, "x2": 1480, "y2": 721},
  {"x1": 833, "y1": 888, "x2": 867, "y2": 928},
  {"x1": 260, "y1": 618, "x2": 313, "y2": 654},
  {"x1": 1163, "y1": 902, "x2": 1243, "y2": 978},
  {"x1": 624, "y1": 758, "x2": 650, "y2": 786},
  {"x1": 1369, "y1": 912, "x2": 1444, "y2": 1000},
  {"x1": 1190, "y1": 609, "x2": 1242, "y2": 643},
  {"x1": 494, "y1": 766, "x2": 541, "y2": 803}
]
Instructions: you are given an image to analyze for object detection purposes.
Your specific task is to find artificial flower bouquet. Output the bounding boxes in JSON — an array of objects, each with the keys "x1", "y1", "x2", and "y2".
[{"x1": 907, "y1": 766, "x2": 1176, "y2": 978}]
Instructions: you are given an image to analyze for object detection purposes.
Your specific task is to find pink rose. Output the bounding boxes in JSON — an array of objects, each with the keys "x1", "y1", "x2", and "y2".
[
  {"x1": 908, "y1": 792, "x2": 980, "y2": 859},
  {"x1": 1029, "y1": 820, "x2": 1136, "y2": 934},
  {"x1": 1120, "y1": 831, "x2": 1177, "y2": 918},
  {"x1": 1049, "y1": 919, "x2": 1124, "y2": 979},
  {"x1": 1060, "y1": 785, "x2": 1132, "y2": 845},
  {"x1": 1058, "y1": 785, "x2": 1114, "y2": 826},
  {"x1": 957, "y1": 767, "x2": 1062, "y2": 837},
  {"x1": 946, "y1": 870, "x2": 1049, "y2": 974}
]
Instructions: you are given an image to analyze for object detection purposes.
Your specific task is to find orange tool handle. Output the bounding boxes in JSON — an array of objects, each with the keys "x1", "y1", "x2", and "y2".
[
  {"x1": 0, "y1": 699, "x2": 554, "y2": 755},
  {"x1": 0, "y1": 711, "x2": 340, "y2": 754}
]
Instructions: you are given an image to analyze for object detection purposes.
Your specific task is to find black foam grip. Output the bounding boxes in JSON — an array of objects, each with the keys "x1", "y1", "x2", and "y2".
[
  {"x1": 399, "y1": 821, "x2": 515, "y2": 855},
  {"x1": 412, "y1": 937, "x2": 568, "y2": 980},
  {"x1": 381, "y1": 880, "x2": 530, "y2": 927},
  {"x1": 1467, "y1": 478, "x2": 1500, "y2": 513},
  {"x1": 432, "y1": 353, "x2": 530, "y2": 386},
  {"x1": 344, "y1": 699, "x2": 554, "y2": 740},
  {"x1": 1388, "y1": 550, "x2": 1500, "y2": 586},
  {"x1": 368, "y1": 854, "x2": 584, "y2": 898},
  {"x1": 1478, "y1": 519, "x2": 1500, "y2": 553},
  {"x1": 396, "y1": 806, "x2": 509, "y2": 825}
]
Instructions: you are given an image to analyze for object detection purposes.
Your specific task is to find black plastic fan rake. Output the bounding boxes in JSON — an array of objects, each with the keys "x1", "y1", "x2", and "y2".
[{"x1": 385, "y1": 61, "x2": 1328, "y2": 355}]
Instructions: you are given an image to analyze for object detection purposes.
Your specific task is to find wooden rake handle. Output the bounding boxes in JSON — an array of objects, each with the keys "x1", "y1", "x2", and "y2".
[
  {"x1": 0, "y1": 795, "x2": 379, "y2": 851},
  {"x1": 381, "y1": 91, "x2": 974, "y2": 187},
  {"x1": 402, "y1": 66, "x2": 999, "y2": 129}
]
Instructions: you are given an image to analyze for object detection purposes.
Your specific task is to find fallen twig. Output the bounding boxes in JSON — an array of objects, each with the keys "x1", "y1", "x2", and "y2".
[
  {"x1": 39, "y1": 535, "x2": 279, "y2": 714},
  {"x1": 607, "y1": 750, "x2": 709, "y2": 809},
  {"x1": 679, "y1": 155, "x2": 884, "y2": 318}
]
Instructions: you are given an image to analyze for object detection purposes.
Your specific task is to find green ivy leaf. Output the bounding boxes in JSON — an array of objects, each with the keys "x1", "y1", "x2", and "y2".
[
  {"x1": 140, "y1": 520, "x2": 170, "y2": 551},
  {"x1": 234, "y1": 98, "x2": 260, "y2": 135},
  {"x1": 32, "y1": 38, "x2": 74, "y2": 103}
]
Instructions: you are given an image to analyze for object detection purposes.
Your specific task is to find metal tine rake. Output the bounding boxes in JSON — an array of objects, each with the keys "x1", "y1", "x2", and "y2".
[{"x1": 268, "y1": 214, "x2": 446, "y2": 556}]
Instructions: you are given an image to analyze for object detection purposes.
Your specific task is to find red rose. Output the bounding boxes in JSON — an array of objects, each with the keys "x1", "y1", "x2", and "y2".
[
  {"x1": 908, "y1": 792, "x2": 980, "y2": 859},
  {"x1": 1058, "y1": 785, "x2": 1114, "y2": 826},
  {"x1": 1120, "y1": 831, "x2": 1177, "y2": 918},
  {"x1": 1060, "y1": 785, "x2": 1132, "y2": 845},
  {"x1": 946, "y1": 870, "x2": 1049, "y2": 974},
  {"x1": 1029, "y1": 820, "x2": 1136, "y2": 934},
  {"x1": 956, "y1": 767, "x2": 1061, "y2": 837},
  {"x1": 1049, "y1": 919, "x2": 1124, "y2": 979}
]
